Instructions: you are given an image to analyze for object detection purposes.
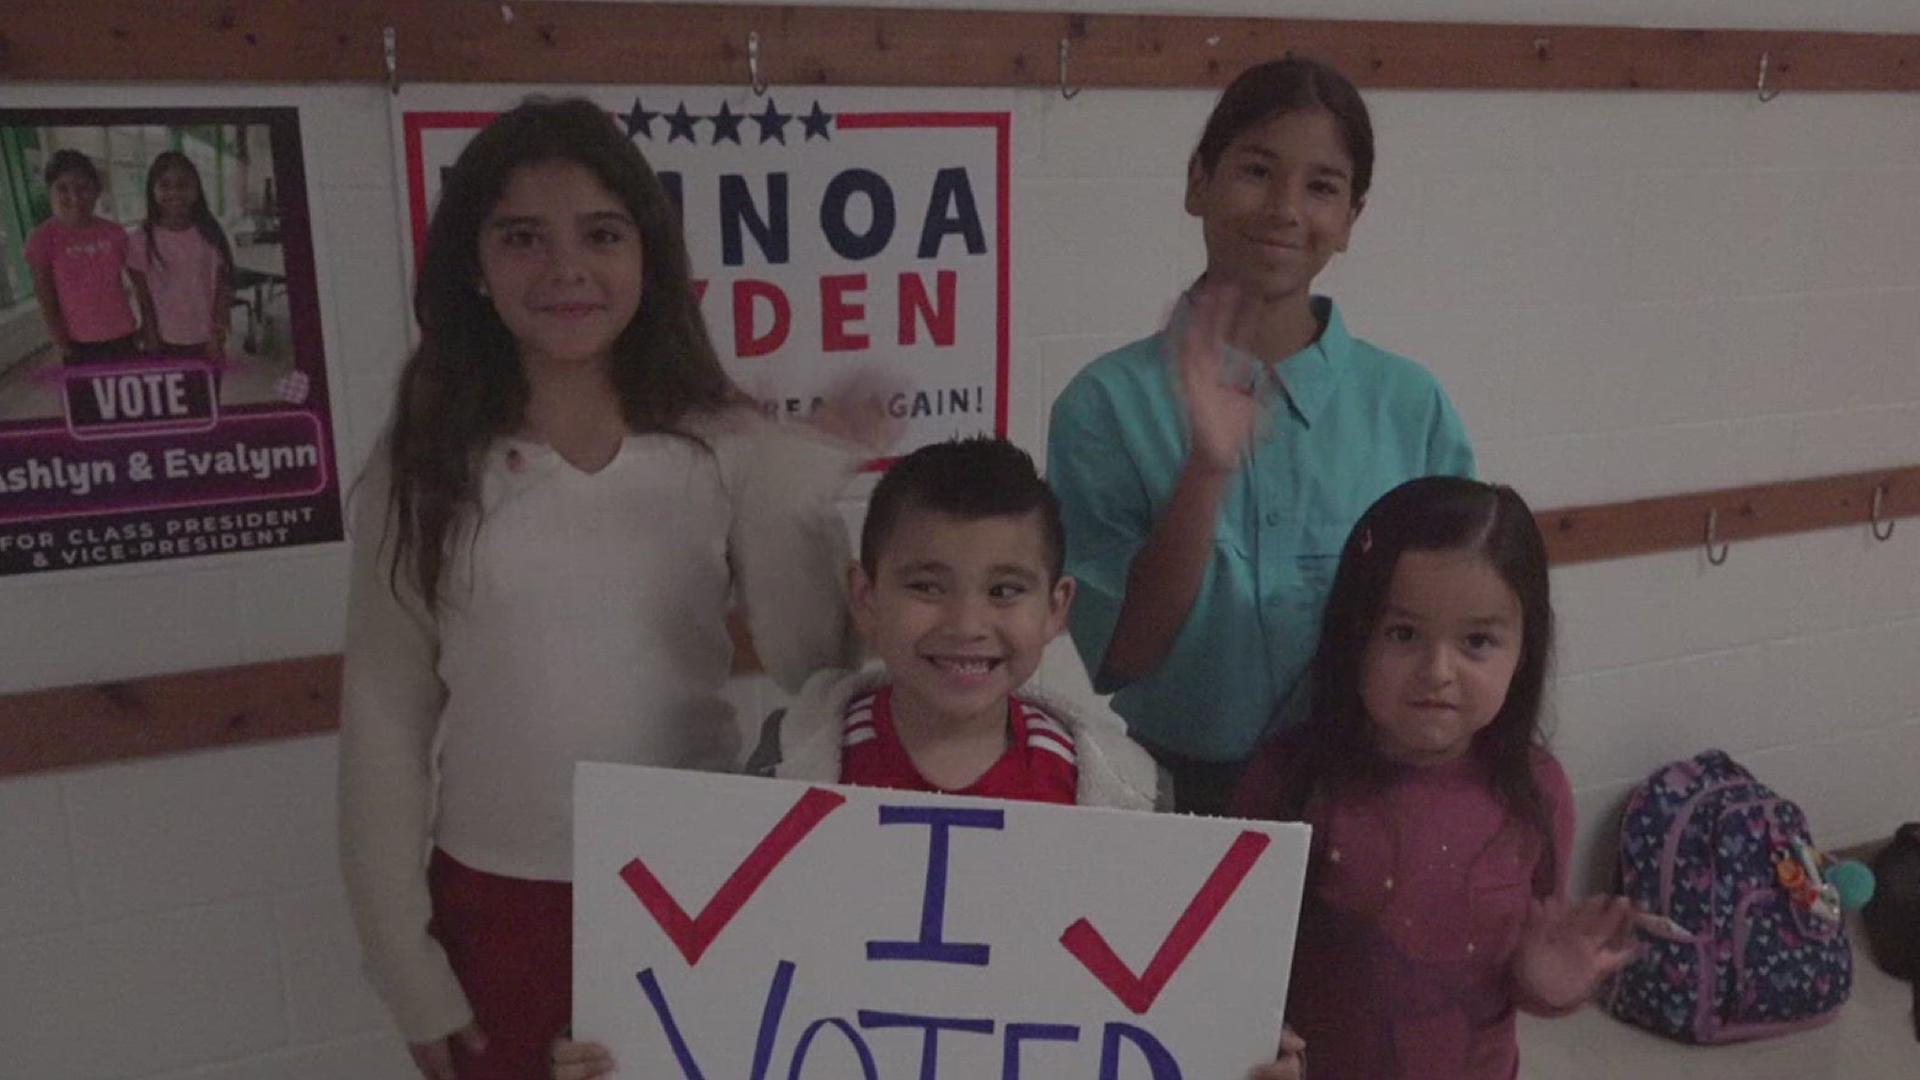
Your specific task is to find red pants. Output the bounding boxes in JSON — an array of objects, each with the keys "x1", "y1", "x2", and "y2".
[{"x1": 428, "y1": 849, "x2": 572, "y2": 1080}]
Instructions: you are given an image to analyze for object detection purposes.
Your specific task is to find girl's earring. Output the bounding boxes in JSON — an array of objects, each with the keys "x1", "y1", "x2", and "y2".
[{"x1": 475, "y1": 280, "x2": 491, "y2": 298}]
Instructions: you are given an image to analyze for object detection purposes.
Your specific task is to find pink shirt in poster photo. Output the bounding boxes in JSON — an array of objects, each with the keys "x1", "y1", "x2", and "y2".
[
  {"x1": 24, "y1": 218, "x2": 138, "y2": 344},
  {"x1": 128, "y1": 225, "x2": 224, "y2": 347}
]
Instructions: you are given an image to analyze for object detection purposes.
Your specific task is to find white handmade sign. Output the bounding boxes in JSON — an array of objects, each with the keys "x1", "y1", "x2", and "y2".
[{"x1": 574, "y1": 763, "x2": 1310, "y2": 1079}]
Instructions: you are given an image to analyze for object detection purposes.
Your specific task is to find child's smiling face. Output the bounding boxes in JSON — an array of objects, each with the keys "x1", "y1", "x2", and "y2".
[
  {"x1": 850, "y1": 507, "x2": 1074, "y2": 736},
  {"x1": 152, "y1": 165, "x2": 202, "y2": 225},
  {"x1": 476, "y1": 158, "x2": 646, "y2": 378},
  {"x1": 1185, "y1": 107, "x2": 1362, "y2": 305}
]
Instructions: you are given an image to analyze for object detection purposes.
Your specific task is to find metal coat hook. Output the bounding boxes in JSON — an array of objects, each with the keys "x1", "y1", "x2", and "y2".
[
  {"x1": 1756, "y1": 51, "x2": 1781, "y2": 103},
  {"x1": 1058, "y1": 37, "x2": 1081, "y2": 100},
  {"x1": 382, "y1": 26, "x2": 399, "y2": 95},
  {"x1": 1704, "y1": 508, "x2": 1730, "y2": 566},
  {"x1": 1871, "y1": 484, "x2": 1896, "y2": 542},
  {"x1": 748, "y1": 31, "x2": 768, "y2": 96}
]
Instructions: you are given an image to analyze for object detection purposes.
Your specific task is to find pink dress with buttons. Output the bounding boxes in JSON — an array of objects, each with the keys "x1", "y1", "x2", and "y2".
[{"x1": 1244, "y1": 748, "x2": 1575, "y2": 1080}]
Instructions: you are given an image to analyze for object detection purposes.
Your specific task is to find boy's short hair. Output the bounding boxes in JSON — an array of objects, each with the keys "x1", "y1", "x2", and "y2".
[
  {"x1": 860, "y1": 436, "x2": 1065, "y2": 580},
  {"x1": 45, "y1": 148, "x2": 100, "y2": 188}
]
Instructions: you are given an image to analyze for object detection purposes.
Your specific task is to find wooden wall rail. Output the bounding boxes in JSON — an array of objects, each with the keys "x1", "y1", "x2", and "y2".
[
  {"x1": 1540, "y1": 465, "x2": 1920, "y2": 564},
  {"x1": 4, "y1": 1, "x2": 1920, "y2": 92},
  {"x1": 3, "y1": 464, "x2": 1915, "y2": 777}
]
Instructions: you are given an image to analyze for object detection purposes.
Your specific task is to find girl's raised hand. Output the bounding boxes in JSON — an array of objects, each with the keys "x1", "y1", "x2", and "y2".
[
  {"x1": 801, "y1": 366, "x2": 909, "y2": 456},
  {"x1": 1176, "y1": 282, "x2": 1259, "y2": 475},
  {"x1": 1513, "y1": 894, "x2": 1639, "y2": 1011},
  {"x1": 551, "y1": 1036, "x2": 617, "y2": 1080},
  {"x1": 407, "y1": 1022, "x2": 487, "y2": 1080}
]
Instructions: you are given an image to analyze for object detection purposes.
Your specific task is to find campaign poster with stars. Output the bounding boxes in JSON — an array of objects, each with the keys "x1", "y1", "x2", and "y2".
[{"x1": 395, "y1": 88, "x2": 1009, "y2": 463}]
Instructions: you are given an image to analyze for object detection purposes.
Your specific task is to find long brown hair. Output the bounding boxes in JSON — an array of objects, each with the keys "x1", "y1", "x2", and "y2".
[{"x1": 384, "y1": 97, "x2": 740, "y2": 610}]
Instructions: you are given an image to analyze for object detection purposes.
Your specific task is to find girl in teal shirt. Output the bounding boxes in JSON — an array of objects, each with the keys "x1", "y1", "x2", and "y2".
[{"x1": 1047, "y1": 57, "x2": 1475, "y2": 814}]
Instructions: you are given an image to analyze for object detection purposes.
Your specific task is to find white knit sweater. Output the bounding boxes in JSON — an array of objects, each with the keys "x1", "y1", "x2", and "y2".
[{"x1": 337, "y1": 407, "x2": 859, "y2": 1042}]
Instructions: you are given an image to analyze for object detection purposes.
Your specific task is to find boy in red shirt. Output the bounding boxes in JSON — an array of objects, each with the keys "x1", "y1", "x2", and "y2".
[
  {"x1": 558, "y1": 438, "x2": 1306, "y2": 1080},
  {"x1": 755, "y1": 435, "x2": 1163, "y2": 809}
]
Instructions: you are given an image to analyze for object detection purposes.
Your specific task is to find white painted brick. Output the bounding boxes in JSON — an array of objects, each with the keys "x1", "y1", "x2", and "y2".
[
  {"x1": 1742, "y1": 719, "x2": 1920, "y2": 849},
  {"x1": 1877, "y1": 288, "x2": 1920, "y2": 405},
  {"x1": 1342, "y1": 168, "x2": 1428, "y2": 259},
  {"x1": 1771, "y1": 521, "x2": 1920, "y2": 638},
  {"x1": 1413, "y1": 170, "x2": 1550, "y2": 311},
  {"x1": 320, "y1": 233, "x2": 412, "y2": 380},
  {"x1": 323, "y1": 186, "x2": 409, "y2": 261},
  {"x1": 1591, "y1": 417, "x2": 1796, "y2": 503},
  {"x1": 0, "y1": 568, "x2": 244, "y2": 691},
  {"x1": 63, "y1": 738, "x2": 338, "y2": 922},
  {"x1": 1014, "y1": 178, "x2": 1188, "y2": 267},
  {"x1": 221, "y1": 548, "x2": 351, "y2": 665},
  {"x1": 1024, "y1": 91, "x2": 1207, "y2": 181},
  {"x1": 1788, "y1": 403, "x2": 1920, "y2": 478},
  {"x1": 1566, "y1": 779, "x2": 1637, "y2": 897},
  {"x1": 1368, "y1": 92, "x2": 1542, "y2": 177},
  {"x1": 1018, "y1": 253, "x2": 1169, "y2": 339},
  {"x1": 1767, "y1": 617, "x2": 1920, "y2": 741},
  {"x1": 1529, "y1": 93, "x2": 1741, "y2": 174},
  {"x1": 1526, "y1": 170, "x2": 1636, "y2": 309},
  {"x1": 1598, "y1": 302, "x2": 1738, "y2": 428},
  {"x1": 1717, "y1": 292, "x2": 1818, "y2": 419},
  {"x1": 1505, "y1": 304, "x2": 1642, "y2": 437},
  {"x1": 0, "y1": 901, "x2": 285, "y2": 1080},
  {"x1": 1551, "y1": 645, "x2": 1777, "y2": 790},
  {"x1": 340, "y1": 368, "x2": 404, "y2": 479},
  {"x1": 274, "y1": 884, "x2": 392, "y2": 1043},
  {"x1": 303, "y1": 88, "x2": 402, "y2": 193},
  {"x1": 1383, "y1": 304, "x2": 1519, "y2": 442},
  {"x1": 0, "y1": 775, "x2": 77, "y2": 938},
  {"x1": 1805, "y1": 170, "x2": 1910, "y2": 293},
  {"x1": 1719, "y1": 169, "x2": 1825, "y2": 299},
  {"x1": 1552, "y1": 539, "x2": 1807, "y2": 673},
  {"x1": 145, "y1": 1033, "x2": 415, "y2": 1080}
]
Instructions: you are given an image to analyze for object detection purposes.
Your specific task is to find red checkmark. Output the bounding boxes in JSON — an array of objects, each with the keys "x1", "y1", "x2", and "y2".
[
  {"x1": 619, "y1": 786, "x2": 846, "y2": 965},
  {"x1": 1059, "y1": 829, "x2": 1271, "y2": 1014}
]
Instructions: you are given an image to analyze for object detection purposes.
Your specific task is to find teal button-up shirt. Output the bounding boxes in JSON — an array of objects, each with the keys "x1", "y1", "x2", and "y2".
[{"x1": 1046, "y1": 297, "x2": 1475, "y2": 763}]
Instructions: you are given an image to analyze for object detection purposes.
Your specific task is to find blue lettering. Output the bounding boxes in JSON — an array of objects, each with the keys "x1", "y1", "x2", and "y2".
[
  {"x1": 636, "y1": 959, "x2": 794, "y2": 1080},
  {"x1": 720, "y1": 173, "x2": 790, "y2": 267},
  {"x1": 867, "y1": 805, "x2": 1005, "y2": 965},
  {"x1": 1003, "y1": 1022, "x2": 1079, "y2": 1080},
  {"x1": 821, "y1": 168, "x2": 896, "y2": 260},
  {"x1": 787, "y1": 1017, "x2": 880, "y2": 1080},
  {"x1": 859, "y1": 1010, "x2": 996, "y2": 1080},
  {"x1": 1098, "y1": 1022, "x2": 1182, "y2": 1080},
  {"x1": 917, "y1": 167, "x2": 987, "y2": 258}
]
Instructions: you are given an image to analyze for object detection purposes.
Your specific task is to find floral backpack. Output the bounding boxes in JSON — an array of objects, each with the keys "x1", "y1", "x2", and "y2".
[{"x1": 1601, "y1": 750, "x2": 1853, "y2": 1042}]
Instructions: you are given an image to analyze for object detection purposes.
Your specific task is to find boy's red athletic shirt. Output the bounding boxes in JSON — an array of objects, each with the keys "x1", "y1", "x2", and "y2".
[{"x1": 838, "y1": 686, "x2": 1078, "y2": 804}]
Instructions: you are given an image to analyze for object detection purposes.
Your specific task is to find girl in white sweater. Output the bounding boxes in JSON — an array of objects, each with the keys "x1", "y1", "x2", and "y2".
[{"x1": 339, "y1": 98, "x2": 889, "y2": 1080}]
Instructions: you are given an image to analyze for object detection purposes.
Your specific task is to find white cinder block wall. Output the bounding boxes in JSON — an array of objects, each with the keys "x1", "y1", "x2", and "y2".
[{"x1": 4, "y1": 1, "x2": 1919, "y2": 1076}]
